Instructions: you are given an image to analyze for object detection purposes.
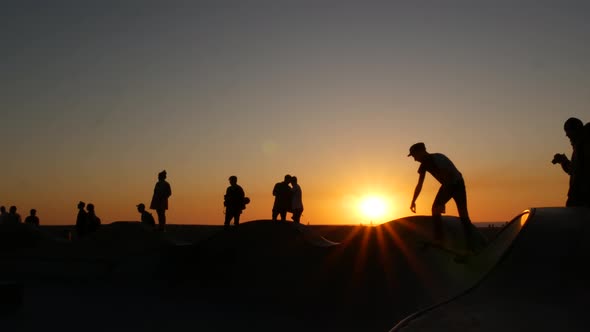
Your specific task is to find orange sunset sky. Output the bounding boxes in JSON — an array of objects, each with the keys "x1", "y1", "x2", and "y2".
[{"x1": 3, "y1": 1, "x2": 588, "y2": 225}]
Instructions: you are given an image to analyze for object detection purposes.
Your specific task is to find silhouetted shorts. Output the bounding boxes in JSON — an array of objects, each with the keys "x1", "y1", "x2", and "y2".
[{"x1": 432, "y1": 180, "x2": 468, "y2": 214}]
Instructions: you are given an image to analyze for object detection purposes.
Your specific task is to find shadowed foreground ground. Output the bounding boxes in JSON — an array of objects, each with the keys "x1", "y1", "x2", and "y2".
[{"x1": 0, "y1": 218, "x2": 501, "y2": 332}]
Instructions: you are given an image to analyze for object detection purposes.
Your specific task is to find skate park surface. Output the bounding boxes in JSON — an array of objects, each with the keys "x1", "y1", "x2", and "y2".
[{"x1": 1, "y1": 207, "x2": 588, "y2": 331}]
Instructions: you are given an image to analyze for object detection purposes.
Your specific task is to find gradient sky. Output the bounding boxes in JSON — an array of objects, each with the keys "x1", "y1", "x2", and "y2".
[{"x1": 2, "y1": 1, "x2": 589, "y2": 225}]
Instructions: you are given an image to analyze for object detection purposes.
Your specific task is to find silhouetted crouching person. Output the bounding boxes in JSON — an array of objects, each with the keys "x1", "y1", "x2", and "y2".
[
  {"x1": 24, "y1": 209, "x2": 39, "y2": 226},
  {"x1": 552, "y1": 117, "x2": 589, "y2": 207},
  {"x1": 75, "y1": 201, "x2": 88, "y2": 237},
  {"x1": 290, "y1": 176, "x2": 304, "y2": 223},
  {"x1": 86, "y1": 203, "x2": 101, "y2": 233},
  {"x1": 272, "y1": 174, "x2": 292, "y2": 222},
  {"x1": 150, "y1": 170, "x2": 172, "y2": 232},
  {"x1": 408, "y1": 143, "x2": 473, "y2": 242},
  {"x1": 224, "y1": 175, "x2": 246, "y2": 229},
  {"x1": 137, "y1": 203, "x2": 155, "y2": 227}
]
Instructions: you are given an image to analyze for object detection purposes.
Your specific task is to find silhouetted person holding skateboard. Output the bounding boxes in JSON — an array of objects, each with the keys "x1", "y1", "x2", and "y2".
[
  {"x1": 24, "y1": 209, "x2": 39, "y2": 226},
  {"x1": 224, "y1": 175, "x2": 247, "y2": 229},
  {"x1": 137, "y1": 203, "x2": 155, "y2": 227},
  {"x1": 272, "y1": 174, "x2": 292, "y2": 222},
  {"x1": 552, "y1": 117, "x2": 589, "y2": 207},
  {"x1": 408, "y1": 142, "x2": 473, "y2": 241},
  {"x1": 150, "y1": 170, "x2": 172, "y2": 232},
  {"x1": 290, "y1": 176, "x2": 304, "y2": 224}
]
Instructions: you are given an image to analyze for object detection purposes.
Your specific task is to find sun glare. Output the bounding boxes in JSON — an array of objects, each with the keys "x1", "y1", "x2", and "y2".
[{"x1": 359, "y1": 196, "x2": 388, "y2": 222}]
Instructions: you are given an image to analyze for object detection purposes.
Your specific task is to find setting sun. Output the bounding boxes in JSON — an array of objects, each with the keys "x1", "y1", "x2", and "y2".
[{"x1": 359, "y1": 196, "x2": 388, "y2": 222}]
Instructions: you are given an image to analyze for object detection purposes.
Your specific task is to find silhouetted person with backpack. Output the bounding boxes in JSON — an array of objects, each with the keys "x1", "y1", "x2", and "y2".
[
  {"x1": 75, "y1": 201, "x2": 88, "y2": 237},
  {"x1": 290, "y1": 176, "x2": 304, "y2": 224},
  {"x1": 24, "y1": 209, "x2": 39, "y2": 226},
  {"x1": 150, "y1": 170, "x2": 172, "y2": 232},
  {"x1": 272, "y1": 174, "x2": 292, "y2": 222},
  {"x1": 86, "y1": 203, "x2": 101, "y2": 233},
  {"x1": 552, "y1": 117, "x2": 589, "y2": 207},
  {"x1": 6, "y1": 206, "x2": 22, "y2": 225},
  {"x1": 224, "y1": 175, "x2": 246, "y2": 229},
  {"x1": 137, "y1": 203, "x2": 155, "y2": 227},
  {"x1": 408, "y1": 142, "x2": 473, "y2": 242}
]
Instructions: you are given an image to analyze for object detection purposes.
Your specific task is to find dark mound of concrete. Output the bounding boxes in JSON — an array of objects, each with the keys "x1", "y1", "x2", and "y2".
[{"x1": 0, "y1": 223, "x2": 60, "y2": 251}]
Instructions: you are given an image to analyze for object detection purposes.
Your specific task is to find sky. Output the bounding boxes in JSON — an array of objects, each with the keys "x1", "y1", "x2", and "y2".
[{"x1": 2, "y1": 0, "x2": 589, "y2": 225}]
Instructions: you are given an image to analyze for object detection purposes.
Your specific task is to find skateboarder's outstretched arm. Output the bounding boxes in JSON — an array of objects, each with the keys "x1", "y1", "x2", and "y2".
[{"x1": 410, "y1": 172, "x2": 426, "y2": 213}]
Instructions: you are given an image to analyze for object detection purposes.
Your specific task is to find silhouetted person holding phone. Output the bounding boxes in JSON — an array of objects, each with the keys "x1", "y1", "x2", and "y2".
[
  {"x1": 136, "y1": 203, "x2": 155, "y2": 227},
  {"x1": 86, "y1": 203, "x2": 101, "y2": 233},
  {"x1": 6, "y1": 206, "x2": 22, "y2": 225},
  {"x1": 408, "y1": 142, "x2": 473, "y2": 241},
  {"x1": 150, "y1": 170, "x2": 172, "y2": 232},
  {"x1": 75, "y1": 201, "x2": 88, "y2": 237},
  {"x1": 24, "y1": 209, "x2": 39, "y2": 226},
  {"x1": 290, "y1": 176, "x2": 304, "y2": 224},
  {"x1": 0, "y1": 206, "x2": 7, "y2": 224},
  {"x1": 224, "y1": 175, "x2": 246, "y2": 229},
  {"x1": 272, "y1": 174, "x2": 292, "y2": 222},
  {"x1": 552, "y1": 117, "x2": 589, "y2": 207}
]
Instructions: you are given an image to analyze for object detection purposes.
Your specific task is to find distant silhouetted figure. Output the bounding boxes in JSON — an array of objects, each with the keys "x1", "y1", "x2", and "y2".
[
  {"x1": 86, "y1": 203, "x2": 101, "y2": 233},
  {"x1": 75, "y1": 201, "x2": 88, "y2": 237},
  {"x1": 0, "y1": 206, "x2": 7, "y2": 224},
  {"x1": 24, "y1": 209, "x2": 39, "y2": 226},
  {"x1": 272, "y1": 174, "x2": 292, "y2": 221},
  {"x1": 224, "y1": 175, "x2": 246, "y2": 229},
  {"x1": 552, "y1": 117, "x2": 589, "y2": 207},
  {"x1": 150, "y1": 170, "x2": 172, "y2": 232},
  {"x1": 290, "y1": 176, "x2": 304, "y2": 224},
  {"x1": 584, "y1": 123, "x2": 590, "y2": 206},
  {"x1": 137, "y1": 203, "x2": 155, "y2": 227},
  {"x1": 6, "y1": 206, "x2": 22, "y2": 225},
  {"x1": 408, "y1": 142, "x2": 473, "y2": 241}
]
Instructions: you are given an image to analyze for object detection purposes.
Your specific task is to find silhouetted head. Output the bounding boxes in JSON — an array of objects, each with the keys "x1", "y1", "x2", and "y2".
[
  {"x1": 408, "y1": 142, "x2": 427, "y2": 162},
  {"x1": 78, "y1": 201, "x2": 85, "y2": 209},
  {"x1": 291, "y1": 176, "x2": 298, "y2": 185},
  {"x1": 30, "y1": 209, "x2": 36, "y2": 216},
  {"x1": 229, "y1": 175, "x2": 238, "y2": 185},
  {"x1": 86, "y1": 203, "x2": 95, "y2": 213},
  {"x1": 9, "y1": 206, "x2": 17, "y2": 214},
  {"x1": 564, "y1": 117, "x2": 583, "y2": 145},
  {"x1": 284, "y1": 174, "x2": 292, "y2": 182},
  {"x1": 158, "y1": 170, "x2": 167, "y2": 180},
  {"x1": 137, "y1": 203, "x2": 145, "y2": 212}
]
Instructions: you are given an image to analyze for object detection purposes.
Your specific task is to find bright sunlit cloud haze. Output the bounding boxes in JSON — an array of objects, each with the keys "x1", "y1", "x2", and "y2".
[{"x1": 2, "y1": 1, "x2": 589, "y2": 225}]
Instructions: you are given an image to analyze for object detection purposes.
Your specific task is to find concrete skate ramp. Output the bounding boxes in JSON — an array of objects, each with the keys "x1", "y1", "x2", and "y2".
[{"x1": 392, "y1": 207, "x2": 590, "y2": 332}]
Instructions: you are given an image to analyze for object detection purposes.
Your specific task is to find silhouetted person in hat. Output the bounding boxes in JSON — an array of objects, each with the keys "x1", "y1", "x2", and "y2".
[
  {"x1": 272, "y1": 174, "x2": 292, "y2": 222},
  {"x1": 75, "y1": 201, "x2": 88, "y2": 237},
  {"x1": 150, "y1": 170, "x2": 172, "y2": 232},
  {"x1": 224, "y1": 175, "x2": 247, "y2": 229},
  {"x1": 552, "y1": 117, "x2": 589, "y2": 207},
  {"x1": 408, "y1": 142, "x2": 473, "y2": 241},
  {"x1": 86, "y1": 203, "x2": 101, "y2": 233},
  {"x1": 24, "y1": 209, "x2": 39, "y2": 226},
  {"x1": 136, "y1": 203, "x2": 155, "y2": 227},
  {"x1": 6, "y1": 206, "x2": 22, "y2": 225},
  {"x1": 290, "y1": 176, "x2": 304, "y2": 224}
]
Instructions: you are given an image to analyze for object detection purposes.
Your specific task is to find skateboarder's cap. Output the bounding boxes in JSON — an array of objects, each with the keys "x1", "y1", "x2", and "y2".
[{"x1": 408, "y1": 142, "x2": 426, "y2": 156}]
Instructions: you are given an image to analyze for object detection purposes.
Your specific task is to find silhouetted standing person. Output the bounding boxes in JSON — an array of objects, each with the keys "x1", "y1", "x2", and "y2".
[
  {"x1": 290, "y1": 176, "x2": 304, "y2": 224},
  {"x1": 0, "y1": 206, "x2": 7, "y2": 224},
  {"x1": 86, "y1": 203, "x2": 101, "y2": 233},
  {"x1": 24, "y1": 209, "x2": 39, "y2": 226},
  {"x1": 272, "y1": 174, "x2": 292, "y2": 222},
  {"x1": 75, "y1": 201, "x2": 87, "y2": 237},
  {"x1": 136, "y1": 203, "x2": 155, "y2": 227},
  {"x1": 224, "y1": 175, "x2": 246, "y2": 229},
  {"x1": 6, "y1": 206, "x2": 22, "y2": 225},
  {"x1": 552, "y1": 117, "x2": 589, "y2": 207},
  {"x1": 408, "y1": 143, "x2": 473, "y2": 242},
  {"x1": 150, "y1": 170, "x2": 172, "y2": 232}
]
